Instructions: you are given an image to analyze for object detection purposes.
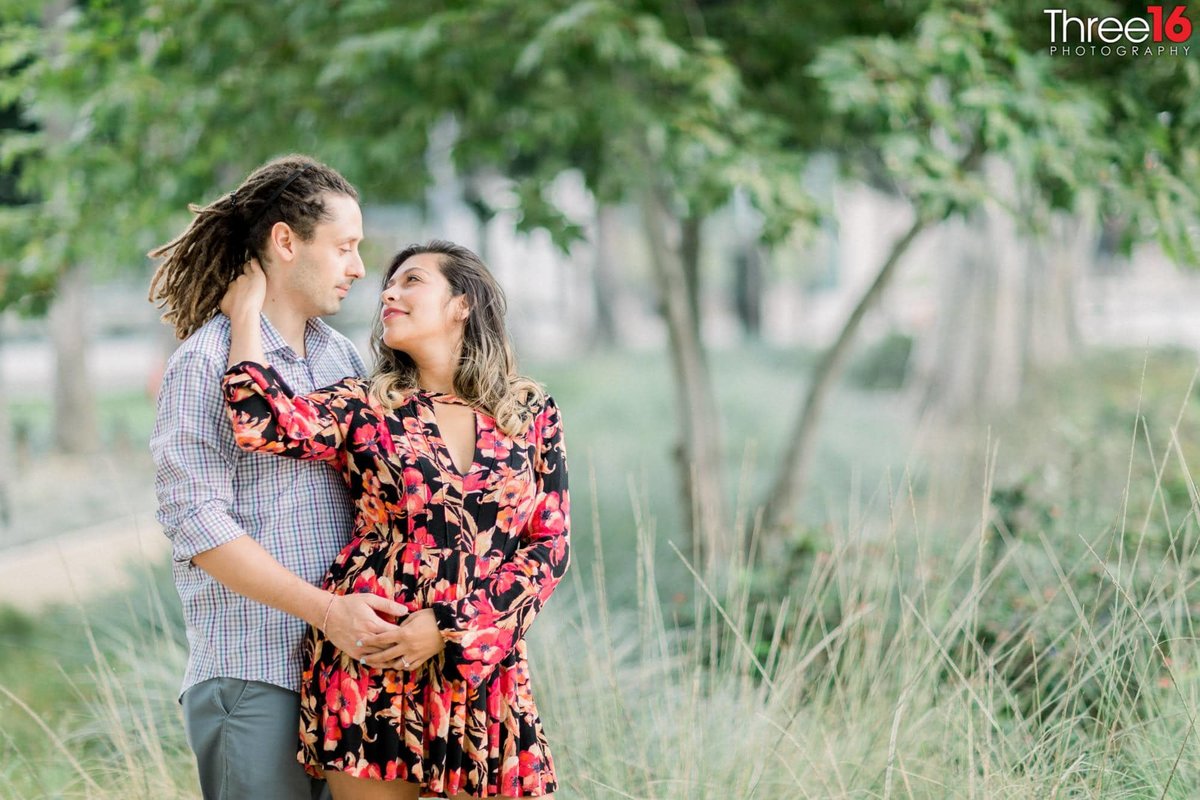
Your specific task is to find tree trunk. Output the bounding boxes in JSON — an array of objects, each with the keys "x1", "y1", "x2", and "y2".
[
  {"x1": 762, "y1": 213, "x2": 930, "y2": 535},
  {"x1": 590, "y1": 205, "x2": 620, "y2": 348},
  {"x1": 43, "y1": 1, "x2": 97, "y2": 455},
  {"x1": 918, "y1": 204, "x2": 1085, "y2": 422},
  {"x1": 680, "y1": 213, "x2": 703, "y2": 342},
  {"x1": 734, "y1": 244, "x2": 764, "y2": 338},
  {"x1": 0, "y1": 325, "x2": 11, "y2": 530},
  {"x1": 51, "y1": 262, "x2": 99, "y2": 454},
  {"x1": 1024, "y1": 214, "x2": 1086, "y2": 371},
  {"x1": 640, "y1": 187, "x2": 726, "y2": 564},
  {"x1": 917, "y1": 221, "x2": 983, "y2": 416},
  {"x1": 982, "y1": 209, "x2": 1025, "y2": 411},
  {"x1": 462, "y1": 172, "x2": 492, "y2": 265}
]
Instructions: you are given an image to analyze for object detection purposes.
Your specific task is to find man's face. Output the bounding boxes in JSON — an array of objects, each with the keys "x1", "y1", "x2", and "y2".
[{"x1": 287, "y1": 192, "x2": 365, "y2": 318}]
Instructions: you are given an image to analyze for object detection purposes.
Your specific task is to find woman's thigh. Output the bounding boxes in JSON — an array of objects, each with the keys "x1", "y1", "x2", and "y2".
[{"x1": 324, "y1": 771, "x2": 420, "y2": 800}]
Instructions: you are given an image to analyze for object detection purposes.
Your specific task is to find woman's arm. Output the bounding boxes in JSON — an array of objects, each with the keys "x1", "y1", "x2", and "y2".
[
  {"x1": 222, "y1": 364, "x2": 359, "y2": 466},
  {"x1": 223, "y1": 259, "x2": 268, "y2": 368},
  {"x1": 219, "y1": 261, "x2": 364, "y2": 465}
]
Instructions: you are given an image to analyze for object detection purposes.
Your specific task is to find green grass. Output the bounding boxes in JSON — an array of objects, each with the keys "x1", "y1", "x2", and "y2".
[
  {"x1": 533, "y1": 344, "x2": 912, "y2": 599},
  {"x1": 11, "y1": 345, "x2": 1200, "y2": 797},
  {"x1": 8, "y1": 390, "x2": 158, "y2": 456},
  {"x1": 0, "y1": 566, "x2": 194, "y2": 798},
  {"x1": 3, "y1": 345, "x2": 913, "y2": 596}
]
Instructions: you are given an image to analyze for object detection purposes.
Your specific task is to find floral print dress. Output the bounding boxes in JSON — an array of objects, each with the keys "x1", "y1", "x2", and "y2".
[{"x1": 221, "y1": 362, "x2": 569, "y2": 797}]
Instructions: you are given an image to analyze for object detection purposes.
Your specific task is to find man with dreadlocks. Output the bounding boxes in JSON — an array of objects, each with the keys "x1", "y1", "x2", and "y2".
[{"x1": 149, "y1": 155, "x2": 411, "y2": 800}]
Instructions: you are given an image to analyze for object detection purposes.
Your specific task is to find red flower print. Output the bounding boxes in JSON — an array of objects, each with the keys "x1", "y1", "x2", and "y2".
[
  {"x1": 501, "y1": 757, "x2": 521, "y2": 796},
  {"x1": 492, "y1": 570, "x2": 518, "y2": 594},
  {"x1": 496, "y1": 506, "x2": 519, "y2": 533},
  {"x1": 222, "y1": 365, "x2": 567, "y2": 795},
  {"x1": 458, "y1": 661, "x2": 489, "y2": 690},
  {"x1": 350, "y1": 421, "x2": 385, "y2": 451},
  {"x1": 497, "y1": 479, "x2": 527, "y2": 508},
  {"x1": 402, "y1": 467, "x2": 431, "y2": 515},
  {"x1": 477, "y1": 424, "x2": 514, "y2": 461},
  {"x1": 351, "y1": 573, "x2": 382, "y2": 595},
  {"x1": 322, "y1": 712, "x2": 343, "y2": 747},
  {"x1": 463, "y1": 471, "x2": 490, "y2": 494},
  {"x1": 533, "y1": 493, "x2": 565, "y2": 536},
  {"x1": 519, "y1": 750, "x2": 542, "y2": 777}
]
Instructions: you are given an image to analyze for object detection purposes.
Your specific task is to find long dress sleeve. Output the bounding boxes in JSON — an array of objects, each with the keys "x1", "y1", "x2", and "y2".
[
  {"x1": 222, "y1": 361, "x2": 367, "y2": 470},
  {"x1": 432, "y1": 397, "x2": 571, "y2": 689}
]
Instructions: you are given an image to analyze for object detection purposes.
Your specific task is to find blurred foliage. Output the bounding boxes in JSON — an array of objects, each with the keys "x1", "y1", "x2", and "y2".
[
  {"x1": 810, "y1": 1, "x2": 1200, "y2": 259},
  {"x1": 0, "y1": 0, "x2": 1193, "y2": 314},
  {"x1": 846, "y1": 330, "x2": 914, "y2": 390},
  {"x1": 753, "y1": 346, "x2": 1200, "y2": 725}
]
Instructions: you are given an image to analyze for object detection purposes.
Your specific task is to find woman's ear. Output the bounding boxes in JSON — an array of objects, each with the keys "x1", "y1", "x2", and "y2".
[{"x1": 454, "y1": 295, "x2": 470, "y2": 322}]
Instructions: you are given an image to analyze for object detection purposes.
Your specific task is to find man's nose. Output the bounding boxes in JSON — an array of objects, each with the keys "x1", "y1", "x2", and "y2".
[{"x1": 349, "y1": 253, "x2": 366, "y2": 280}]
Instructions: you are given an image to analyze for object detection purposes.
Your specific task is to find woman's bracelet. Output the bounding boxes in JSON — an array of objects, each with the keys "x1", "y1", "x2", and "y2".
[{"x1": 320, "y1": 594, "x2": 335, "y2": 632}]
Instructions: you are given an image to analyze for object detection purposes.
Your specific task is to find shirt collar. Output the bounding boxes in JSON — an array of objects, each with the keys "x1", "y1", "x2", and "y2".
[
  {"x1": 304, "y1": 317, "x2": 334, "y2": 362},
  {"x1": 258, "y1": 314, "x2": 334, "y2": 362}
]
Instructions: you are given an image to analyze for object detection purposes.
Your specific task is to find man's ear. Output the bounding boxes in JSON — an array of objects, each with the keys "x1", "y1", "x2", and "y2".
[{"x1": 264, "y1": 221, "x2": 298, "y2": 264}]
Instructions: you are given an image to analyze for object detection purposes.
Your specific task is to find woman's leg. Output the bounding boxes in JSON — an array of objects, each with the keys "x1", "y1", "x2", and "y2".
[{"x1": 324, "y1": 771, "x2": 421, "y2": 800}]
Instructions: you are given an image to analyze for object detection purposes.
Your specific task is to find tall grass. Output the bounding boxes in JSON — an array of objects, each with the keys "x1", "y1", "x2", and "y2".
[
  {"x1": 6, "y1": 351, "x2": 1200, "y2": 798},
  {"x1": 530, "y1": 507, "x2": 1196, "y2": 796},
  {"x1": 9, "y1": 474, "x2": 1200, "y2": 798}
]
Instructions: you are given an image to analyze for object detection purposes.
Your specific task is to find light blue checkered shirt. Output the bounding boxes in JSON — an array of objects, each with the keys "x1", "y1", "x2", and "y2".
[{"x1": 151, "y1": 313, "x2": 366, "y2": 697}]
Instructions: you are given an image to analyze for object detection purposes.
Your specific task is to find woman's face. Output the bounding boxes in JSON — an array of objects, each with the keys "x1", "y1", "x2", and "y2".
[{"x1": 379, "y1": 252, "x2": 469, "y2": 353}]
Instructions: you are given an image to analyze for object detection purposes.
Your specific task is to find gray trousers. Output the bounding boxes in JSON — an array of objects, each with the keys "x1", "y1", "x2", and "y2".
[{"x1": 183, "y1": 678, "x2": 329, "y2": 800}]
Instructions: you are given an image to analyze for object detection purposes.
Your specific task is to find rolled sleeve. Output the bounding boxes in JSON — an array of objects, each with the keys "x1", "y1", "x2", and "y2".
[
  {"x1": 169, "y1": 501, "x2": 246, "y2": 563},
  {"x1": 151, "y1": 349, "x2": 248, "y2": 563}
]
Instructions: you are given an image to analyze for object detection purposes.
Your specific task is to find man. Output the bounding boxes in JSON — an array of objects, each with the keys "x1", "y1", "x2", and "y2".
[{"x1": 149, "y1": 155, "x2": 407, "y2": 799}]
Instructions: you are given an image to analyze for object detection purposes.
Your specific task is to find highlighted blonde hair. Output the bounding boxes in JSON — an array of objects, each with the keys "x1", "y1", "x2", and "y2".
[{"x1": 368, "y1": 241, "x2": 543, "y2": 436}]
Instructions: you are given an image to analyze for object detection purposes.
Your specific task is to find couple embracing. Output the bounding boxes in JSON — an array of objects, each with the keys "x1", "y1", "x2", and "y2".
[{"x1": 150, "y1": 156, "x2": 569, "y2": 800}]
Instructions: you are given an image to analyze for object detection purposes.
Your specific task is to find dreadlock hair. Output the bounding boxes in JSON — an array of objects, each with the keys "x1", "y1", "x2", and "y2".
[
  {"x1": 148, "y1": 154, "x2": 359, "y2": 340},
  {"x1": 367, "y1": 240, "x2": 545, "y2": 437}
]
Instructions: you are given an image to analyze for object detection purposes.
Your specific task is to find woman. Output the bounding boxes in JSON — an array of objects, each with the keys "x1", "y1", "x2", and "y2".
[{"x1": 220, "y1": 240, "x2": 568, "y2": 799}]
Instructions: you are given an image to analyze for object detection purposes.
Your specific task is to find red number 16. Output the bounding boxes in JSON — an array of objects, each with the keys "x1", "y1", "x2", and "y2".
[{"x1": 1148, "y1": 5, "x2": 1193, "y2": 42}]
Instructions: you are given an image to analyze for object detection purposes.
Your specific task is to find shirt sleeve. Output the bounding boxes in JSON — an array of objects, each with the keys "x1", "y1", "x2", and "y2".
[
  {"x1": 432, "y1": 396, "x2": 571, "y2": 689},
  {"x1": 222, "y1": 360, "x2": 366, "y2": 469},
  {"x1": 150, "y1": 350, "x2": 249, "y2": 564}
]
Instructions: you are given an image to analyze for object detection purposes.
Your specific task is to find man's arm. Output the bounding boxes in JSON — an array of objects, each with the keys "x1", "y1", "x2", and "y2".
[
  {"x1": 151, "y1": 348, "x2": 405, "y2": 658},
  {"x1": 191, "y1": 537, "x2": 405, "y2": 651}
]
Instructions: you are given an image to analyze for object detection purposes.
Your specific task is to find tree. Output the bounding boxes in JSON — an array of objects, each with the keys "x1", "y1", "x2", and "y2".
[
  {"x1": 10, "y1": 0, "x2": 1197, "y2": 566},
  {"x1": 299, "y1": 1, "x2": 815, "y2": 560},
  {"x1": 3, "y1": 0, "x2": 809, "y2": 556},
  {"x1": 0, "y1": 0, "x2": 424, "y2": 449},
  {"x1": 0, "y1": 2, "x2": 44, "y2": 520},
  {"x1": 759, "y1": 3, "x2": 1200, "y2": 534}
]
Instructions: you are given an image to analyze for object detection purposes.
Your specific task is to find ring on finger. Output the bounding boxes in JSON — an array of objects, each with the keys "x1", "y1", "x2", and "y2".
[{"x1": 355, "y1": 639, "x2": 364, "y2": 648}]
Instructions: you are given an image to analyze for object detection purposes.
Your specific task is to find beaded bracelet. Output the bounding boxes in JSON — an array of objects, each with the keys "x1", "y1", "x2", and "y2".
[{"x1": 320, "y1": 594, "x2": 335, "y2": 632}]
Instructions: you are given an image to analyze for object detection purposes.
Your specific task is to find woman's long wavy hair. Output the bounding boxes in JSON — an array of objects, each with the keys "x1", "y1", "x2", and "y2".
[
  {"x1": 368, "y1": 241, "x2": 543, "y2": 437},
  {"x1": 148, "y1": 155, "x2": 358, "y2": 340}
]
